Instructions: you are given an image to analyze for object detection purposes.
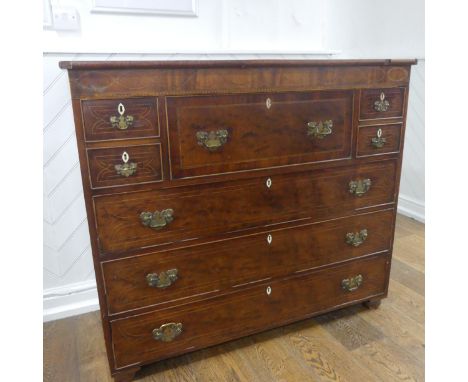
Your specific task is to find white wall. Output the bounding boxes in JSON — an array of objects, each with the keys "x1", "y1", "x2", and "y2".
[
  {"x1": 399, "y1": 60, "x2": 425, "y2": 222},
  {"x1": 43, "y1": 0, "x2": 424, "y2": 321},
  {"x1": 323, "y1": 0, "x2": 424, "y2": 59},
  {"x1": 44, "y1": 0, "x2": 327, "y2": 53}
]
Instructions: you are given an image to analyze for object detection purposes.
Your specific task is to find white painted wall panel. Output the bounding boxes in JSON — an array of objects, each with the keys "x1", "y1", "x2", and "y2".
[
  {"x1": 43, "y1": 136, "x2": 79, "y2": 195},
  {"x1": 323, "y1": 0, "x2": 424, "y2": 59},
  {"x1": 44, "y1": 0, "x2": 224, "y2": 53},
  {"x1": 399, "y1": 60, "x2": 425, "y2": 221},
  {"x1": 43, "y1": 74, "x2": 72, "y2": 129},
  {"x1": 43, "y1": 104, "x2": 74, "y2": 165},
  {"x1": 44, "y1": 165, "x2": 82, "y2": 224},
  {"x1": 225, "y1": 0, "x2": 324, "y2": 50}
]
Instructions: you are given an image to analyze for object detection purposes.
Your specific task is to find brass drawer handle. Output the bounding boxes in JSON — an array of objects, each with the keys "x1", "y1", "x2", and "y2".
[
  {"x1": 349, "y1": 178, "x2": 372, "y2": 197},
  {"x1": 196, "y1": 129, "x2": 229, "y2": 151},
  {"x1": 146, "y1": 269, "x2": 178, "y2": 288},
  {"x1": 371, "y1": 128, "x2": 386, "y2": 148},
  {"x1": 152, "y1": 322, "x2": 183, "y2": 342},
  {"x1": 345, "y1": 229, "x2": 368, "y2": 247},
  {"x1": 374, "y1": 92, "x2": 390, "y2": 112},
  {"x1": 307, "y1": 120, "x2": 333, "y2": 139},
  {"x1": 140, "y1": 209, "x2": 174, "y2": 229},
  {"x1": 110, "y1": 102, "x2": 134, "y2": 130},
  {"x1": 115, "y1": 162, "x2": 137, "y2": 177},
  {"x1": 341, "y1": 274, "x2": 363, "y2": 292},
  {"x1": 114, "y1": 151, "x2": 137, "y2": 177}
]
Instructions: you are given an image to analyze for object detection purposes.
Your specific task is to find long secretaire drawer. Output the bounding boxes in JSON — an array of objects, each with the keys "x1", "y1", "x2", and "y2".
[
  {"x1": 166, "y1": 90, "x2": 353, "y2": 178},
  {"x1": 102, "y1": 209, "x2": 394, "y2": 315},
  {"x1": 111, "y1": 254, "x2": 389, "y2": 368},
  {"x1": 94, "y1": 160, "x2": 397, "y2": 255}
]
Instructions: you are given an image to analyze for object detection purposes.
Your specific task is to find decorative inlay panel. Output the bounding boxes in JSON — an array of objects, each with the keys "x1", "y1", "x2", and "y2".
[
  {"x1": 87, "y1": 144, "x2": 162, "y2": 188},
  {"x1": 82, "y1": 97, "x2": 160, "y2": 141}
]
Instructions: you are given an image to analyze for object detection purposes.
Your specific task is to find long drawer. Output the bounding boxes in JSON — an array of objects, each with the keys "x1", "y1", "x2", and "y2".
[
  {"x1": 166, "y1": 90, "x2": 353, "y2": 178},
  {"x1": 94, "y1": 160, "x2": 397, "y2": 255},
  {"x1": 102, "y1": 209, "x2": 394, "y2": 315},
  {"x1": 111, "y1": 254, "x2": 388, "y2": 368}
]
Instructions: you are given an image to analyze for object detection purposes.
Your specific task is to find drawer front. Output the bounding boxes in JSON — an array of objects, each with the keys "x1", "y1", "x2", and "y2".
[
  {"x1": 360, "y1": 88, "x2": 405, "y2": 120},
  {"x1": 94, "y1": 160, "x2": 397, "y2": 255},
  {"x1": 167, "y1": 90, "x2": 353, "y2": 178},
  {"x1": 357, "y1": 123, "x2": 402, "y2": 157},
  {"x1": 87, "y1": 144, "x2": 162, "y2": 189},
  {"x1": 82, "y1": 97, "x2": 159, "y2": 141},
  {"x1": 111, "y1": 254, "x2": 388, "y2": 368},
  {"x1": 102, "y1": 209, "x2": 394, "y2": 314}
]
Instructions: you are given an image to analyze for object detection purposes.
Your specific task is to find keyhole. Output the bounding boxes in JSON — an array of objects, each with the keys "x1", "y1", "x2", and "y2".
[
  {"x1": 266, "y1": 98, "x2": 272, "y2": 109},
  {"x1": 266, "y1": 178, "x2": 272, "y2": 188},
  {"x1": 118, "y1": 103, "x2": 125, "y2": 115},
  {"x1": 267, "y1": 234, "x2": 272, "y2": 244},
  {"x1": 380, "y1": 92, "x2": 385, "y2": 101},
  {"x1": 377, "y1": 128, "x2": 382, "y2": 138},
  {"x1": 122, "y1": 151, "x2": 129, "y2": 163},
  {"x1": 266, "y1": 286, "x2": 272, "y2": 296}
]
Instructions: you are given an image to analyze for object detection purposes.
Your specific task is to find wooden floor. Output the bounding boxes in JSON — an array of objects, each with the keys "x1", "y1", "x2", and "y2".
[{"x1": 44, "y1": 214, "x2": 425, "y2": 382}]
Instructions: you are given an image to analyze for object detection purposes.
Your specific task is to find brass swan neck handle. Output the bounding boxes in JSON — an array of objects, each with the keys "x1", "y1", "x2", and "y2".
[
  {"x1": 349, "y1": 179, "x2": 372, "y2": 197},
  {"x1": 196, "y1": 129, "x2": 229, "y2": 151},
  {"x1": 306, "y1": 120, "x2": 333, "y2": 139},
  {"x1": 140, "y1": 209, "x2": 174, "y2": 229}
]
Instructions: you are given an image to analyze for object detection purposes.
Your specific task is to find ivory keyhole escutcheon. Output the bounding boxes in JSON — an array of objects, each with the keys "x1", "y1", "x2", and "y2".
[
  {"x1": 121, "y1": 151, "x2": 129, "y2": 163},
  {"x1": 377, "y1": 128, "x2": 382, "y2": 138},
  {"x1": 266, "y1": 98, "x2": 272, "y2": 109},
  {"x1": 266, "y1": 286, "x2": 272, "y2": 296},
  {"x1": 267, "y1": 234, "x2": 272, "y2": 244},
  {"x1": 117, "y1": 102, "x2": 125, "y2": 115},
  {"x1": 266, "y1": 178, "x2": 272, "y2": 188}
]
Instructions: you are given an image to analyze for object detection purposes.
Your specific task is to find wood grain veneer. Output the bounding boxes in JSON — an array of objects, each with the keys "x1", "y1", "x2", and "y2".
[
  {"x1": 102, "y1": 209, "x2": 394, "y2": 316},
  {"x1": 61, "y1": 59, "x2": 416, "y2": 382},
  {"x1": 111, "y1": 254, "x2": 389, "y2": 369},
  {"x1": 357, "y1": 123, "x2": 402, "y2": 157},
  {"x1": 82, "y1": 97, "x2": 160, "y2": 141},
  {"x1": 93, "y1": 160, "x2": 397, "y2": 255},
  {"x1": 87, "y1": 144, "x2": 163, "y2": 189},
  {"x1": 166, "y1": 90, "x2": 353, "y2": 178},
  {"x1": 43, "y1": 214, "x2": 425, "y2": 382}
]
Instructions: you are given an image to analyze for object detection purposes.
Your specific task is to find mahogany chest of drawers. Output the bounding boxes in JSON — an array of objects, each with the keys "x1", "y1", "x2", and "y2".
[{"x1": 60, "y1": 59, "x2": 416, "y2": 382}]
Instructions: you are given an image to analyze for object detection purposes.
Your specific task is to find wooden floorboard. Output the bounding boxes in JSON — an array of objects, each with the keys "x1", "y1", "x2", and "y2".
[{"x1": 43, "y1": 214, "x2": 425, "y2": 382}]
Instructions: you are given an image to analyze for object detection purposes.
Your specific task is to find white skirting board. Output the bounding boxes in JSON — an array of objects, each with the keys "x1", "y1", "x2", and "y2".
[
  {"x1": 43, "y1": 279, "x2": 99, "y2": 322},
  {"x1": 43, "y1": 194, "x2": 424, "y2": 322},
  {"x1": 397, "y1": 194, "x2": 425, "y2": 223}
]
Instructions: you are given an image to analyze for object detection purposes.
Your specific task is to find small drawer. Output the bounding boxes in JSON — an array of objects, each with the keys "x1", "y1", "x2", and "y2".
[
  {"x1": 87, "y1": 144, "x2": 162, "y2": 189},
  {"x1": 110, "y1": 254, "x2": 388, "y2": 368},
  {"x1": 82, "y1": 97, "x2": 159, "y2": 141},
  {"x1": 357, "y1": 123, "x2": 402, "y2": 157},
  {"x1": 102, "y1": 209, "x2": 394, "y2": 315},
  {"x1": 360, "y1": 88, "x2": 405, "y2": 120}
]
